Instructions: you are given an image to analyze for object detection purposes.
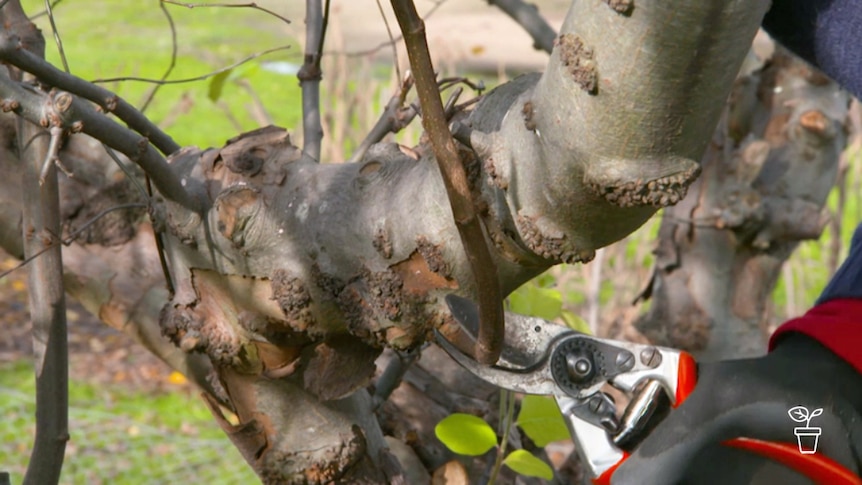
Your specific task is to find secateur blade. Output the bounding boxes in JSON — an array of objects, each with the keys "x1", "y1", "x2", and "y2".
[
  {"x1": 438, "y1": 294, "x2": 576, "y2": 396},
  {"x1": 444, "y1": 294, "x2": 575, "y2": 367}
]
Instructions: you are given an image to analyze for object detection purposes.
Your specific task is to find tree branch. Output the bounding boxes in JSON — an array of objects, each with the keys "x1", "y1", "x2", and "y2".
[
  {"x1": 390, "y1": 0, "x2": 504, "y2": 364},
  {"x1": 0, "y1": 31, "x2": 181, "y2": 155},
  {"x1": 0, "y1": 75, "x2": 202, "y2": 212},
  {"x1": 298, "y1": 0, "x2": 327, "y2": 161},
  {"x1": 488, "y1": 0, "x2": 556, "y2": 55},
  {"x1": 2, "y1": 2, "x2": 68, "y2": 483},
  {"x1": 347, "y1": 73, "x2": 416, "y2": 163}
]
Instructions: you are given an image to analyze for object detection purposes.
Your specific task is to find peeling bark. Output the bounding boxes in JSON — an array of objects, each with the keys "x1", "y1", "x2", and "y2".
[{"x1": 637, "y1": 46, "x2": 850, "y2": 360}]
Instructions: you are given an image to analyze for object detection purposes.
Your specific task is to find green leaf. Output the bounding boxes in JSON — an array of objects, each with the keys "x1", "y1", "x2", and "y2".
[
  {"x1": 561, "y1": 310, "x2": 591, "y2": 334},
  {"x1": 208, "y1": 68, "x2": 233, "y2": 102},
  {"x1": 435, "y1": 413, "x2": 497, "y2": 456},
  {"x1": 508, "y1": 283, "x2": 562, "y2": 320},
  {"x1": 230, "y1": 62, "x2": 260, "y2": 80},
  {"x1": 503, "y1": 449, "x2": 554, "y2": 480},
  {"x1": 517, "y1": 395, "x2": 569, "y2": 447}
]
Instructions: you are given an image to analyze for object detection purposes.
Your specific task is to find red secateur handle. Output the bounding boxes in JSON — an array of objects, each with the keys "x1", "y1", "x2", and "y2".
[{"x1": 594, "y1": 352, "x2": 862, "y2": 485}]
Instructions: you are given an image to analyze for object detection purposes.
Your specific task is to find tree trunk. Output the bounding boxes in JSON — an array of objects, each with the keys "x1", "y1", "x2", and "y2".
[{"x1": 636, "y1": 45, "x2": 850, "y2": 360}]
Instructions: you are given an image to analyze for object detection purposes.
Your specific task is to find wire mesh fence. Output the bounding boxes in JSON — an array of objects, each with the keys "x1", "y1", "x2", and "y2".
[{"x1": 0, "y1": 384, "x2": 258, "y2": 485}]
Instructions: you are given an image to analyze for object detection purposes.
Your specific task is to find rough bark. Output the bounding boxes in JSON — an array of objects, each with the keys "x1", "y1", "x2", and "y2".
[
  {"x1": 0, "y1": 0, "x2": 775, "y2": 482},
  {"x1": 636, "y1": 46, "x2": 850, "y2": 360}
]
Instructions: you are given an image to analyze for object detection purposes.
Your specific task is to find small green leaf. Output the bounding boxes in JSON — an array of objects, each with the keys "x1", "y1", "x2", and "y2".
[
  {"x1": 561, "y1": 310, "x2": 591, "y2": 334},
  {"x1": 435, "y1": 413, "x2": 497, "y2": 456},
  {"x1": 230, "y1": 62, "x2": 260, "y2": 80},
  {"x1": 503, "y1": 449, "x2": 554, "y2": 479},
  {"x1": 508, "y1": 283, "x2": 563, "y2": 320},
  {"x1": 208, "y1": 69, "x2": 233, "y2": 102},
  {"x1": 517, "y1": 395, "x2": 569, "y2": 447}
]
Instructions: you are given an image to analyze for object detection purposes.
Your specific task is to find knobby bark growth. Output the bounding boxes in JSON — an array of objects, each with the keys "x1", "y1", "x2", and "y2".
[
  {"x1": 0, "y1": 0, "x2": 775, "y2": 482},
  {"x1": 636, "y1": 46, "x2": 850, "y2": 360}
]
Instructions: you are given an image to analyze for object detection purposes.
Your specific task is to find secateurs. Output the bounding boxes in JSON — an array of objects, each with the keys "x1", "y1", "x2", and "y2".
[{"x1": 437, "y1": 294, "x2": 860, "y2": 485}]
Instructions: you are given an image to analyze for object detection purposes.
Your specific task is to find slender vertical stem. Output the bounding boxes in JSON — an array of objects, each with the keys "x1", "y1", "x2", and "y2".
[
  {"x1": 19, "y1": 119, "x2": 69, "y2": 485},
  {"x1": 1, "y1": 3, "x2": 69, "y2": 483},
  {"x1": 299, "y1": 0, "x2": 325, "y2": 161},
  {"x1": 391, "y1": 0, "x2": 504, "y2": 364}
]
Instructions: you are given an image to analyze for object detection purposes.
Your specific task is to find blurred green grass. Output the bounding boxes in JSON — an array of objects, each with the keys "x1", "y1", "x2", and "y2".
[
  {"x1": 0, "y1": 360, "x2": 257, "y2": 484},
  {"x1": 22, "y1": 0, "x2": 304, "y2": 149}
]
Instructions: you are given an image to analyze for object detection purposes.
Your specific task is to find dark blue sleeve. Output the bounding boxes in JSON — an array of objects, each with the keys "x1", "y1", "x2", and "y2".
[{"x1": 762, "y1": 0, "x2": 862, "y2": 99}]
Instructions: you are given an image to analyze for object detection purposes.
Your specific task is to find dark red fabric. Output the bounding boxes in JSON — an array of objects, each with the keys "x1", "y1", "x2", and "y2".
[{"x1": 769, "y1": 299, "x2": 862, "y2": 374}]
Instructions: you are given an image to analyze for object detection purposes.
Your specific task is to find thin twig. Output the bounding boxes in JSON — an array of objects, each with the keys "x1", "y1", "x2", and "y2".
[
  {"x1": 0, "y1": 32, "x2": 181, "y2": 156},
  {"x1": 375, "y1": 0, "x2": 401, "y2": 83},
  {"x1": 99, "y1": 145, "x2": 175, "y2": 294},
  {"x1": 347, "y1": 73, "x2": 416, "y2": 163},
  {"x1": 314, "y1": 0, "x2": 331, "y2": 72},
  {"x1": 0, "y1": 203, "x2": 148, "y2": 281},
  {"x1": 92, "y1": 45, "x2": 290, "y2": 85},
  {"x1": 43, "y1": 0, "x2": 70, "y2": 72},
  {"x1": 27, "y1": 0, "x2": 62, "y2": 20},
  {"x1": 38, "y1": 126, "x2": 64, "y2": 185},
  {"x1": 139, "y1": 1, "x2": 178, "y2": 113},
  {"x1": 488, "y1": 390, "x2": 515, "y2": 485},
  {"x1": 391, "y1": 0, "x2": 504, "y2": 364},
  {"x1": 337, "y1": 0, "x2": 447, "y2": 58},
  {"x1": 298, "y1": 0, "x2": 325, "y2": 161},
  {"x1": 0, "y1": 75, "x2": 201, "y2": 212},
  {"x1": 161, "y1": 0, "x2": 291, "y2": 26}
]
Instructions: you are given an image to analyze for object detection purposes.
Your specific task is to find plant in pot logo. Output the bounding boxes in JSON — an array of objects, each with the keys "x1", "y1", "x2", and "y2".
[{"x1": 787, "y1": 406, "x2": 823, "y2": 454}]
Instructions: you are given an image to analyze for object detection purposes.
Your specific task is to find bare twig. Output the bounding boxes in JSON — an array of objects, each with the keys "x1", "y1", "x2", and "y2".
[
  {"x1": 375, "y1": 0, "x2": 401, "y2": 82},
  {"x1": 391, "y1": 0, "x2": 504, "y2": 364},
  {"x1": 337, "y1": 0, "x2": 447, "y2": 58},
  {"x1": 38, "y1": 126, "x2": 64, "y2": 185},
  {"x1": 347, "y1": 73, "x2": 417, "y2": 163},
  {"x1": 0, "y1": 33, "x2": 181, "y2": 156},
  {"x1": 0, "y1": 203, "x2": 148, "y2": 281},
  {"x1": 27, "y1": 0, "x2": 62, "y2": 20},
  {"x1": 99, "y1": 145, "x2": 175, "y2": 294},
  {"x1": 0, "y1": 77, "x2": 201, "y2": 212},
  {"x1": 488, "y1": 390, "x2": 515, "y2": 485},
  {"x1": 161, "y1": 0, "x2": 291, "y2": 26},
  {"x1": 139, "y1": 1, "x2": 178, "y2": 113},
  {"x1": 42, "y1": 0, "x2": 70, "y2": 72},
  {"x1": 91, "y1": 45, "x2": 290, "y2": 86},
  {"x1": 487, "y1": 0, "x2": 556, "y2": 55},
  {"x1": 298, "y1": 0, "x2": 327, "y2": 161}
]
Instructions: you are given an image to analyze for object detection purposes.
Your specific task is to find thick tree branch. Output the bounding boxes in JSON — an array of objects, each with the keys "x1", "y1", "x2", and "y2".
[
  {"x1": 0, "y1": 31, "x2": 181, "y2": 155},
  {"x1": 488, "y1": 0, "x2": 556, "y2": 54},
  {"x1": 391, "y1": 0, "x2": 504, "y2": 364},
  {"x1": 0, "y1": 75, "x2": 202, "y2": 212}
]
